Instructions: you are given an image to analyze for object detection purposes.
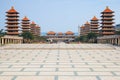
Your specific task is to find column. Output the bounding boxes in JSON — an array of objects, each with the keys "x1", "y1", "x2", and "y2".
[
  {"x1": 1, "y1": 38, "x2": 4, "y2": 45},
  {"x1": 118, "y1": 38, "x2": 120, "y2": 46}
]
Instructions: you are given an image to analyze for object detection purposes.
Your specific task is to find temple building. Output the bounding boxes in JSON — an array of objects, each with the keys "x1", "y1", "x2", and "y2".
[
  {"x1": 90, "y1": 16, "x2": 99, "y2": 34},
  {"x1": 6, "y1": 6, "x2": 20, "y2": 36},
  {"x1": 21, "y1": 16, "x2": 30, "y2": 33},
  {"x1": 46, "y1": 31, "x2": 76, "y2": 42},
  {"x1": 0, "y1": 6, "x2": 23, "y2": 45},
  {"x1": 101, "y1": 6, "x2": 115, "y2": 36}
]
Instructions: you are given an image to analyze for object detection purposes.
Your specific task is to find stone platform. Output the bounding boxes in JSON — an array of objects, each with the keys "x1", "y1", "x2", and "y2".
[{"x1": 0, "y1": 44, "x2": 120, "y2": 80}]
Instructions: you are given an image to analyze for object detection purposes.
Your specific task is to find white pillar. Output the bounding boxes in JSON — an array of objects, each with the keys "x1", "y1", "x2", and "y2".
[{"x1": 1, "y1": 38, "x2": 4, "y2": 45}]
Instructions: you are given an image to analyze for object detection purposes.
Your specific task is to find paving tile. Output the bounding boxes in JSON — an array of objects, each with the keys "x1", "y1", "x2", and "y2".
[
  {"x1": 77, "y1": 72, "x2": 112, "y2": 76},
  {"x1": 59, "y1": 68, "x2": 90, "y2": 71},
  {"x1": 24, "y1": 68, "x2": 56, "y2": 71},
  {"x1": 0, "y1": 68, "x2": 22, "y2": 71},
  {"x1": 39, "y1": 72, "x2": 74, "y2": 76},
  {"x1": 1, "y1": 72, "x2": 36, "y2": 76},
  {"x1": 0, "y1": 76, "x2": 14, "y2": 80},
  {"x1": 100, "y1": 76, "x2": 120, "y2": 80},
  {"x1": 16, "y1": 76, "x2": 54, "y2": 80},
  {"x1": 58, "y1": 76, "x2": 97, "y2": 80}
]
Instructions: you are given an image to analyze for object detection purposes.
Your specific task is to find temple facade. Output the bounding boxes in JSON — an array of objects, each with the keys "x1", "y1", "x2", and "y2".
[
  {"x1": 90, "y1": 16, "x2": 99, "y2": 34},
  {"x1": 21, "y1": 16, "x2": 30, "y2": 33},
  {"x1": 6, "y1": 6, "x2": 20, "y2": 36},
  {"x1": 101, "y1": 6, "x2": 115, "y2": 36},
  {"x1": 46, "y1": 31, "x2": 76, "y2": 42}
]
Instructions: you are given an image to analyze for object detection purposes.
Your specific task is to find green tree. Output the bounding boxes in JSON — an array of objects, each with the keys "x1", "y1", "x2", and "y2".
[
  {"x1": 21, "y1": 32, "x2": 34, "y2": 43},
  {"x1": 87, "y1": 32, "x2": 97, "y2": 43},
  {"x1": 115, "y1": 30, "x2": 120, "y2": 35},
  {"x1": 0, "y1": 29, "x2": 6, "y2": 38}
]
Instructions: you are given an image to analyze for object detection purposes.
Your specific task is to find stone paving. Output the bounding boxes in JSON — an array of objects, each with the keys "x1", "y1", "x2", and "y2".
[{"x1": 0, "y1": 44, "x2": 120, "y2": 80}]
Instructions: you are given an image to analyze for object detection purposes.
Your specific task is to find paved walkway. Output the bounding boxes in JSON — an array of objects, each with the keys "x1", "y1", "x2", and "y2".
[{"x1": 0, "y1": 44, "x2": 120, "y2": 80}]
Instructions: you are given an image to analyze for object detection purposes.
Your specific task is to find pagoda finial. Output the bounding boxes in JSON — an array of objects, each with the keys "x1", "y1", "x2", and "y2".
[
  {"x1": 106, "y1": 6, "x2": 109, "y2": 9},
  {"x1": 11, "y1": 6, "x2": 14, "y2": 9}
]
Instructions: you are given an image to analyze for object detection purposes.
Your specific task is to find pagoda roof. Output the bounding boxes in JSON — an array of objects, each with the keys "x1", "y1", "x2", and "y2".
[
  {"x1": 31, "y1": 21, "x2": 36, "y2": 24},
  {"x1": 91, "y1": 16, "x2": 98, "y2": 21},
  {"x1": 81, "y1": 25, "x2": 85, "y2": 28},
  {"x1": 85, "y1": 21, "x2": 90, "y2": 25},
  {"x1": 22, "y1": 16, "x2": 29, "y2": 21},
  {"x1": 103, "y1": 6, "x2": 113, "y2": 13},
  {"x1": 7, "y1": 6, "x2": 18, "y2": 13},
  {"x1": 36, "y1": 25, "x2": 40, "y2": 28}
]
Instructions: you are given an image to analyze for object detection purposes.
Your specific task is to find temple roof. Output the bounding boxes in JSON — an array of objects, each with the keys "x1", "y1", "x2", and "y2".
[
  {"x1": 7, "y1": 6, "x2": 18, "y2": 13},
  {"x1": 65, "y1": 31, "x2": 74, "y2": 35},
  {"x1": 91, "y1": 16, "x2": 98, "y2": 21},
  {"x1": 22, "y1": 16, "x2": 29, "y2": 21},
  {"x1": 58, "y1": 32, "x2": 63, "y2": 35},
  {"x1": 47, "y1": 31, "x2": 56, "y2": 35},
  {"x1": 103, "y1": 6, "x2": 113, "y2": 13}
]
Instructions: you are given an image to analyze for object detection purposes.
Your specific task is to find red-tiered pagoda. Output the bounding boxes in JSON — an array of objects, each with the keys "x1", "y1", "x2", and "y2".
[
  {"x1": 90, "y1": 16, "x2": 99, "y2": 34},
  {"x1": 21, "y1": 16, "x2": 30, "y2": 33},
  {"x1": 36, "y1": 25, "x2": 41, "y2": 36},
  {"x1": 80, "y1": 25, "x2": 85, "y2": 36},
  {"x1": 6, "y1": 6, "x2": 20, "y2": 36},
  {"x1": 101, "y1": 6, "x2": 115, "y2": 36},
  {"x1": 84, "y1": 21, "x2": 90, "y2": 35},
  {"x1": 30, "y1": 21, "x2": 40, "y2": 36},
  {"x1": 30, "y1": 21, "x2": 36, "y2": 36}
]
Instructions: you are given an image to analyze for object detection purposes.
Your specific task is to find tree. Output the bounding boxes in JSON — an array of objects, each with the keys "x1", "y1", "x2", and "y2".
[
  {"x1": 115, "y1": 30, "x2": 120, "y2": 35},
  {"x1": 33, "y1": 36, "x2": 47, "y2": 43},
  {"x1": 21, "y1": 32, "x2": 34, "y2": 43},
  {"x1": 0, "y1": 29, "x2": 5, "y2": 38},
  {"x1": 87, "y1": 32, "x2": 97, "y2": 43}
]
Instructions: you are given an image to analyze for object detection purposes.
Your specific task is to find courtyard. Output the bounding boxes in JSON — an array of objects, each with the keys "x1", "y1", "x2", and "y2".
[{"x1": 0, "y1": 44, "x2": 120, "y2": 80}]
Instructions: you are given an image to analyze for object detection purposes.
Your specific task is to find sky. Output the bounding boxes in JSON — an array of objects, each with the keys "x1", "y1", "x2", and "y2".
[{"x1": 0, "y1": 0, "x2": 120, "y2": 33}]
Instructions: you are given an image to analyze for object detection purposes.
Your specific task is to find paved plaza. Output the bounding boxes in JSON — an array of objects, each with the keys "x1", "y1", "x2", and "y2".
[{"x1": 0, "y1": 44, "x2": 120, "y2": 80}]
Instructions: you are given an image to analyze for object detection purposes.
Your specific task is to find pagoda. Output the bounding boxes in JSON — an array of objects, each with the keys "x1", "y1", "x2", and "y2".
[
  {"x1": 80, "y1": 25, "x2": 85, "y2": 36},
  {"x1": 21, "y1": 16, "x2": 30, "y2": 33},
  {"x1": 101, "y1": 6, "x2": 115, "y2": 36},
  {"x1": 30, "y1": 21, "x2": 37, "y2": 36},
  {"x1": 90, "y1": 16, "x2": 99, "y2": 34},
  {"x1": 36, "y1": 25, "x2": 40, "y2": 36},
  {"x1": 5, "y1": 6, "x2": 20, "y2": 36},
  {"x1": 84, "y1": 21, "x2": 90, "y2": 35}
]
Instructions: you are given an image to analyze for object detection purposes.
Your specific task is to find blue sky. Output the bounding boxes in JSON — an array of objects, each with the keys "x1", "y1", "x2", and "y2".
[{"x1": 0, "y1": 0, "x2": 120, "y2": 33}]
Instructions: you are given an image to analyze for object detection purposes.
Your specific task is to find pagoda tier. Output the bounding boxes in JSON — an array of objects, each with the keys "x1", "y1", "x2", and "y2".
[
  {"x1": 21, "y1": 16, "x2": 30, "y2": 33},
  {"x1": 5, "y1": 6, "x2": 19, "y2": 36},
  {"x1": 101, "y1": 6, "x2": 115, "y2": 36},
  {"x1": 90, "y1": 16, "x2": 99, "y2": 34}
]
